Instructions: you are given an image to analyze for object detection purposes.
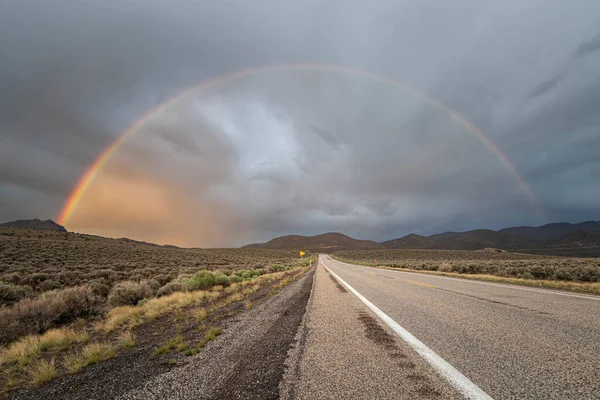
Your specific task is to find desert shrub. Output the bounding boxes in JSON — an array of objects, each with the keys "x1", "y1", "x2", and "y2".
[
  {"x1": 57, "y1": 271, "x2": 78, "y2": 285},
  {"x1": 0, "y1": 286, "x2": 101, "y2": 344},
  {"x1": 87, "y1": 279, "x2": 111, "y2": 297},
  {"x1": 1, "y1": 272, "x2": 22, "y2": 285},
  {"x1": 528, "y1": 264, "x2": 550, "y2": 280},
  {"x1": 438, "y1": 262, "x2": 453, "y2": 272},
  {"x1": 553, "y1": 267, "x2": 572, "y2": 281},
  {"x1": 268, "y1": 264, "x2": 286, "y2": 273},
  {"x1": 182, "y1": 271, "x2": 216, "y2": 291},
  {"x1": 156, "y1": 281, "x2": 182, "y2": 297},
  {"x1": 241, "y1": 270, "x2": 262, "y2": 280},
  {"x1": 91, "y1": 269, "x2": 116, "y2": 280},
  {"x1": 22, "y1": 272, "x2": 52, "y2": 289},
  {"x1": 229, "y1": 275, "x2": 242, "y2": 284},
  {"x1": 572, "y1": 265, "x2": 600, "y2": 282},
  {"x1": 153, "y1": 274, "x2": 173, "y2": 286},
  {"x1": 0, "y1": 283, "x2": 34, "y2": 306},
  {"x1": 40, "y1": 286, "x2": 101, "y2": 322},
  {"x1": 107, "y1": 281, "x2": 153, "y2": 307},
  {"x1": 129, "y1": 274, "x2": 144, "y2": 282},
  {"x1": 213, "y1": 274, "x2": 231, "y2": 287},
  {"x1": 521, "y1": 272, "x2": 534, "y2": 280},
  {"x1": 333, "y1": 251, "x2": 600, "y2": 283},
  {"x1": 37, "y1": 279, "x2": 61, "y2": 293},
  {"x1": 147, "y1": 278, "x2": 161, "y2": 293}
]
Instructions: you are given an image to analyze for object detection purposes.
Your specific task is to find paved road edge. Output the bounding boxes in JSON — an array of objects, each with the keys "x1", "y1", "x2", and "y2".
[
  {"x1": 279, "y1": 260, "x2": 319, "y2": 399},
  {"x1": 322, "y1": 256, "x2": 495, "y2": 400}
]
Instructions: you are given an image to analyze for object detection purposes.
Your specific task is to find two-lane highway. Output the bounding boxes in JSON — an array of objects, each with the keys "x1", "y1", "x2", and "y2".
[{"x1": 321, "y1": 255, "x2": 600, "y2": 399}]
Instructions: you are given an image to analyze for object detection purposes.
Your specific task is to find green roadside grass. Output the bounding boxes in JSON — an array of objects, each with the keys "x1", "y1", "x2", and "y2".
[{"x1": 330, "y1": 256, "x2": 600, "y2": 296}]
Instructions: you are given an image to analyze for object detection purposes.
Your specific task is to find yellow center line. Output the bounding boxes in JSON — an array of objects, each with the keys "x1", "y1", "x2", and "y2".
[{"x1": 406, "y1": 280, "x2": 436, "y2": 289}]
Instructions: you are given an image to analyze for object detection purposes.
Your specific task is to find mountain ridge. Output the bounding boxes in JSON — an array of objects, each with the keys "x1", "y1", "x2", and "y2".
[
  {"x1": 3, "y1": 218, "x2": 598, "y2": 255},
  {"x1": 243, "y1": 232, "x2": 383, "y2": 251},
  {"x1": 246, "y1": 221, "x2": 600, "y2": 255},
  {"x1": 0, "y1": 218, "x2": 67, "y2": 232}
]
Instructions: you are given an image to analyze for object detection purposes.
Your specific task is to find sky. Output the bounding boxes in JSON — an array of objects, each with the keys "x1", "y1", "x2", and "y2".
[{"x1": 1, "y1": 0, "x2": 599, "y2": 247}]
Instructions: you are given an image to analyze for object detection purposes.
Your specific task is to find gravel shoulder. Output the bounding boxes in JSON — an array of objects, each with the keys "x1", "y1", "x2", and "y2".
[
  {"x1": 280, "y1": 258, "x2": 460, "y2": 399},
  {"x1": 118, "y1": 266, "x2": 315, "y2": 400}
]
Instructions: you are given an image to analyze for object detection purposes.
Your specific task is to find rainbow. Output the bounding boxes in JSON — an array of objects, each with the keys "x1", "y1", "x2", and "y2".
[{"x1": 58, "y1": 63, "x2": 545, "y2": 225}]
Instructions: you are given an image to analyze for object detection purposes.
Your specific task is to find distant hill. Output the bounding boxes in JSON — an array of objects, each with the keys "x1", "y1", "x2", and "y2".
[
  {"x1": 0, "y1": 219, "x2": 183, "y2": 248},
  {"x1": 381, "y1": 233, "x2": 436, "y2": 249},
  {"x1": 542, "y1": 230, "x2": 600, "y2": 248},
  {"x1": 244, "y1": 232, "x2": 384, "y2": 251},
  {"x1": 0, "y1": 219, "x2": 67, "y2": 232},
  {"x1": 247, "y1": 221, "x2": 600, "y2": 256},
  {"x1": 117, "y1": 237, "x2": 180, "y2": 249},
  {"x1": 498, "y1": 221, "x2": 600, "y2": 240},
  {"x1": 383, "y1": 229, "x2": 536, "y2": 250},
  {"x1": 381, "y1": 221, "x2": 600, "y2": 256}
]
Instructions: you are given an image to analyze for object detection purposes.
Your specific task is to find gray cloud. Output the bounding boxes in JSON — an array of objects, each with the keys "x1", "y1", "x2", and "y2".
[
  {"x1": 573, "y1": 32, "x2": 600, "y2": 58},
  {"x1": 1, "y1": 0, "x2": 599, "y2": 246},
  {"x1": 527, "y1": 74, "x2": 564, "y2": 99}
]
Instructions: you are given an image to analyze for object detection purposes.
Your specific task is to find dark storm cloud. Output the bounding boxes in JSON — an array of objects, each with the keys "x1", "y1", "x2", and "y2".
[
  {"x1": 1, "y1": 0, "x2": 600, "y2": 246},
  {"x1": 527, "y1": 74, "x2": 563, "y2": 99},
  {"x1": 573, "y1": 32, "x2": 600, "y2": 58}
]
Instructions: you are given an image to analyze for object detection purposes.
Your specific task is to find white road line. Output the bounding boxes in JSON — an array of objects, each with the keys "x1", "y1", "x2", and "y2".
[
  {"x1": 321, "y1": 257, "x2": 494, "y2": 400},
  {"x1": 330, "y1": 258, "x2": 600, "y2": 301}
]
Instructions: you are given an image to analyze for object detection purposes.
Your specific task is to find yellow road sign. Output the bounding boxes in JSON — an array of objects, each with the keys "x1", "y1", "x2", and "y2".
[{"x1": 299, "y1": 251, "x2": 306, "y2": 257}]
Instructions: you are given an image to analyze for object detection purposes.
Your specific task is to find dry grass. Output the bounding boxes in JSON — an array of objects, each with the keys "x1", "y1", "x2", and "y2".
[
  {"x1": 81, "y1": 342, "x2": 117, "y2": 364},
  {"x1": 1, "y1": 369, "x2": 18, "y2": 391},
  {"x1": 277, "y1": 277, "x2": 292, "y2": 288},
  {"x1": 96, "y1": 291, "x2": 214, "y2": 332},
  {"x1": 223, "y1": 283, "x2": 240, "y2": 295},
  {"x1": 185, "y1": 326, "x2": 223, "y2": 356},
  {"x1": 97, "y1": 306, "x2": 145, "y2": 333},
  {"x1": 229, "y1": 292, "x2": 244, "y2": 303},
  {"x1": 116, "y1": 331, "x2": 135, "y2": 349},
  {"x1": 29, "y1": 358, "x2": 56, "y2": 385},
  {"x1": 155, "y1": 334, "x2": 185, "y2": 355},
  {"x1": 241, "y1": 284, "x2": 261, "y2": 296},
  {"x1": 61, "y1": 353, "x2": 83, "y2": 374},
  {"x1": 63, "y1": 342, "x2": 116, "y2": 373},
  {"x1": 0, "y1": 327, "x2": 89, "y2": 370},
  {"x1": 0, "y1": 335, "x2": 41, "y2": 367},
  {"x1": 193, "y1": 308, "x2": 207, "y2": 322},
  {"x1": 38, "y1": 328, "x2": 89, "y2": 352},
  {"x1": 203, "y1": 327, "x2": 222, "y2": 343},
  {"x1": 95, "y1": 266, "x2": 310, "y2": 334}
]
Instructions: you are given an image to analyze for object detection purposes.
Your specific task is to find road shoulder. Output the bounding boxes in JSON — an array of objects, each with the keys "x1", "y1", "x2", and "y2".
[{"x1": 117, "y1": 267, "x2": 315, "y2": 400}]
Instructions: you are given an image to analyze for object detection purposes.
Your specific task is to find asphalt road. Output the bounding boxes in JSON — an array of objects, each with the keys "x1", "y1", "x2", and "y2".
[
  {"x1": 320, "y1": 255, "x2": 600, "y2": 400},
  {"x1": 280, "y1": 260, "x2": 461, "y2": 399}
]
